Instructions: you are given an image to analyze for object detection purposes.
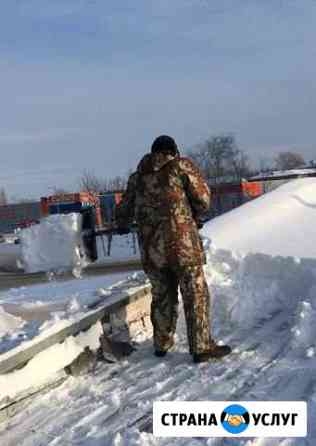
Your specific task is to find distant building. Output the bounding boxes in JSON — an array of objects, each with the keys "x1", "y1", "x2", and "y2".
[
  {"x1": 0, "y1": 202, "x2": 41, "y2": 234},
  {"x1": 209, "y1": 166, "x2": 316, "y2": 217},
  {"x1": 0, "y1": 192, "x2": 126, "y2": 235},
  {"x1": 209, "y1": 179, "x2": 263, "y2": 217},
  {"x1": 248, "y1": 167, "x2": 316, "y2": 193},
  {"x1": 40, "y1": 192, "x2": 102, "y2": 227}
]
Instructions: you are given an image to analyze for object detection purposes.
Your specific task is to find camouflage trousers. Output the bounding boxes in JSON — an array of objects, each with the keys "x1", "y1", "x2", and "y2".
[{"x1": 147, "y1": 265, "x2": 211, "y2": 355}]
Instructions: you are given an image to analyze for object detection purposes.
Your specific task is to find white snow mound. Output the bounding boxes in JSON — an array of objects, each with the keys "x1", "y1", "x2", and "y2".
[
  {"x1": 19, "y1": 213, "x2": 88, "y2": 274},
  {"x1": 202, "y1": 178, "x2": 316, "y2": 258}
]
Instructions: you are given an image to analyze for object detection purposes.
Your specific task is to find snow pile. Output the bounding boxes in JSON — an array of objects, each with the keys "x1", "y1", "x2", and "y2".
[
  {"x1": 0, "y1": 306, "x2": 25, "y2": 338},
  {"x1": 202, "y1": 178, "x2": 316, "y2": 258},
  {"x1": 203, "y1": 242, "x2": 316, "y2": 346},
  {"x1": 19, "y1": 213, "x2": 89, "y2": 275}
]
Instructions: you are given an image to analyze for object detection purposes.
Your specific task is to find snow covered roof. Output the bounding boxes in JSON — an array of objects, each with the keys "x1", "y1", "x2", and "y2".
[{"x1": 1, "y1": 177, "x2": 316, "y2": 443}]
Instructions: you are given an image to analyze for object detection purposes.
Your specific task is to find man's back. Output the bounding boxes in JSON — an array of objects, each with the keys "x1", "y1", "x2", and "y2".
[{"x1": 117, "y1": 150, "x2": 211, "y2": 272}]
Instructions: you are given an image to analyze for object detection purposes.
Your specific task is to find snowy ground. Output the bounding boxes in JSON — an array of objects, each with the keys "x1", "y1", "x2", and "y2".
[
  {"x1": 1, "y1": 178, "x2": 316, "y2": 445},
  {"x1": 95, "y1": 233, "x2": 139, "y2": 264}
]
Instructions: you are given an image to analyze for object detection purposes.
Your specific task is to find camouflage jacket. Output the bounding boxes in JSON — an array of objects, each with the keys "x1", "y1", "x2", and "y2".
[{"x1": 116, "y1": 152, "x2": 211, "y2": 272}]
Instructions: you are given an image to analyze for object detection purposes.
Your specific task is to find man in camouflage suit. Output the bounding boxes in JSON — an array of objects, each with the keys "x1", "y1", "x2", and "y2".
[{"x1": 116, "y1": 135, "x2": 231, "y2": 363}]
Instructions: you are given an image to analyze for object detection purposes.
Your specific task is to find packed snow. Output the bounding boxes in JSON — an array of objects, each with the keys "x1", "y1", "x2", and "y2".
[{"x1": 0, "y1": 177, "x2": 316, "y2": 444}]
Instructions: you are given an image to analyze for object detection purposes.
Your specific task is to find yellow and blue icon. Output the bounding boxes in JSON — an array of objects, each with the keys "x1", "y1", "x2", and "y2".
[{"x1": 221, "y1": 404, "x2": 250, "y2": 434}]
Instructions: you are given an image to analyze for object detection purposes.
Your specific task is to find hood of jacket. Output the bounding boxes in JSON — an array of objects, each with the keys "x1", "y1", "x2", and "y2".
[{"x1": 137, "y1": 152, "x2": 178, "y2": 175}]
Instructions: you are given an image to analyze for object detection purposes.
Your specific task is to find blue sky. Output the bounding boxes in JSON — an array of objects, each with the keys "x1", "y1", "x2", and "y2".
[{"x1": 1, "y1": 0, "x2": 316, "y2": 199}]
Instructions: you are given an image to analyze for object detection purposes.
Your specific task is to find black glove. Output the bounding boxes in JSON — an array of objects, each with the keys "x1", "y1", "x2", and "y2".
[
  {"x1": 192, "y1": 209, "x2": 204, "y2": 229},
  {"x1": 116, "y1": 227, "x2": 130, "y2": 235},
  {"x1": 194, "y1": 218, "x2": 204, "y2": 229}
]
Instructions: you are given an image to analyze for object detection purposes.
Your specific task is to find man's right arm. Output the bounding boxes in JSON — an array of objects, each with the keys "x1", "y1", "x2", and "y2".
[{"x1": 115, "y1": 172, "x2": 138, "y2": 232}]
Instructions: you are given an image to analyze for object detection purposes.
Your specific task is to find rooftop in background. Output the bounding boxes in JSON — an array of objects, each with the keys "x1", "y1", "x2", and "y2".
[
  {"x1": 208, "y1": 175, "x2": 247, "y2": 185},
  {"x1": 250, "y1": 167, "x2": 316, "y2": 182}
]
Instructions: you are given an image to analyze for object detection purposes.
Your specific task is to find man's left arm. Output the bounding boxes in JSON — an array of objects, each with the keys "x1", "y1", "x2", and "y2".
[{"x1": 180, "y1": 158, "x2": 211, "y2": 224}]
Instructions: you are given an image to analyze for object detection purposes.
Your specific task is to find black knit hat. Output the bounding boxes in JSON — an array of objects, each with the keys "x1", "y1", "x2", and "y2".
[{"x1": 151, "y1": 135, "x2": 179, "y2": 155}]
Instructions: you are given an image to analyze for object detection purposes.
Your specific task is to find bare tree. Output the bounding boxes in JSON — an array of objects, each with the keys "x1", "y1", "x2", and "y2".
[
  {"x1": 107, "y1": 176, "x2": 127, "y2": 191},
  {"x1": 187, "y1": 135, "x2": 251, "y2": 184},
  {"x1": 78, "y1": 170, "x2": 129, "y2": 193},
  {"x1": 230, "y1": 150, "x2": 252, "y2": 179},
  {"x1": 274, "y1": 151, "x2": 305, "y2": 171},
  {"x1": 258, "y1": 157, "x2": 273, "y2": 174},
  {"x1": 0, "y1": 188, "x2": 7, "y2": 205},
  {"x1": 78, "y1": 169, "x2": 108, "y2": 193}
]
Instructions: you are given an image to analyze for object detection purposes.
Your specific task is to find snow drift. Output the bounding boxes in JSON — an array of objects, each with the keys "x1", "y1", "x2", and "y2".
[{"x1": 202, "y1": 178, "x2": 316, "y2": 258}]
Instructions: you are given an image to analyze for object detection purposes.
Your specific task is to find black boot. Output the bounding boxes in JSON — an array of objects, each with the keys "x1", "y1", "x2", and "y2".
[
  {"x1": 154, "y1": 350, "x2": 168, "y2": 357},
  {"x1": 154, "y1": 342, "x2": 175, "y2": 358},
  {"x1": 193, "y1": 344, "x2": 232, "y2": 363}
]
